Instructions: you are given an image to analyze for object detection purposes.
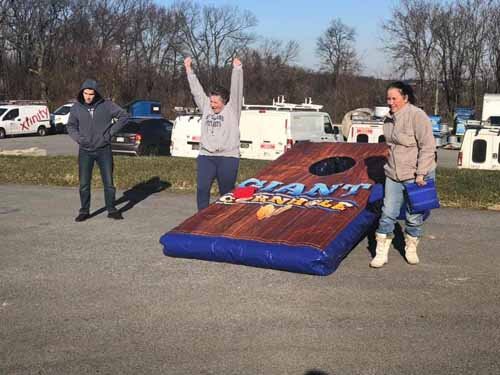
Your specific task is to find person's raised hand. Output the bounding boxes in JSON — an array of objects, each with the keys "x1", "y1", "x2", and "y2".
[
  {"x1": 233, "y1": 57, "x2": 242, "y2": 68},
  {"x1": 184, "y1": 57, "x2": 193, "y2": 73}
]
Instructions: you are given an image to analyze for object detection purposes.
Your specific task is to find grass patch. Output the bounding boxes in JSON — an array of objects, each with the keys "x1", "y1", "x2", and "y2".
[
  {"x1": 1, "y1": 155, "x2": 499, "y2": 209},
  {"x1": 0, "y1": 155, "x2": 268, "y2": 192},
  {"x1": 436, "y1": 167, "x2": 500, "y2": 209}
]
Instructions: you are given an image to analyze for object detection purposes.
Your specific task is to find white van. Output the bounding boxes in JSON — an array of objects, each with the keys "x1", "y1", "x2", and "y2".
[
  {"x1": 170, "y1": 98, "x2": 343, "y2": 160},
  {"x1": 346, "y1": 120, "x2": 385, "y2": 143},
  {"x1": 0, "y1": 101, "x2": 51, "y2": 138},
  {"x1": 481, "y1": 94, "x2": 500, "y2": 122},
  {"x1": 457, "y1": 123, "x2": 500, "y2": 170},
  {"x1": 343, "y1": 106, "x2": 389, "y2": 143},
  {"x1": 456, "y1": 93, "x2": 500, "y2": 170},
  {"x1": 50, "y1": 102, "x2": 74, "y2": 133}
]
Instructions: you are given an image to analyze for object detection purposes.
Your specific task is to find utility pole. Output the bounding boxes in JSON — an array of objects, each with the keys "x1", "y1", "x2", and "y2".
[{"x1": 434, "y1": 77, "x2": 439, "y2": 115}]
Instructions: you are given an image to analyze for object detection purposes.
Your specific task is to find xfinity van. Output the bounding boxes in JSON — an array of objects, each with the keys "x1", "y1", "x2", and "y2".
[{"x1": 0, "y1": 101, "x2": 51, "y2": 138}]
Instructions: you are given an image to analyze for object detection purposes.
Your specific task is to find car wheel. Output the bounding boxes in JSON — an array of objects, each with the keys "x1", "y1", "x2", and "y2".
[
  {"x1": 0, "y1": 128, "x2": 5, "y2": 139},
  {"x1": 37, "y1": 126, "x2": 47, "y2": 136}
]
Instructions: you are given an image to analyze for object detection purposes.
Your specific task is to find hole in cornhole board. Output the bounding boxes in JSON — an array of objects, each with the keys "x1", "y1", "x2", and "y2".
[{"x1": 309, "y1": 157, "x2": 356, "y2": 176}]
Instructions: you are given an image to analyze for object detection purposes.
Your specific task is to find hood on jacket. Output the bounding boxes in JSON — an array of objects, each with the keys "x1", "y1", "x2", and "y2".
[{"x1": 77, "y1": 79, "x2": 104, "y2": 106}]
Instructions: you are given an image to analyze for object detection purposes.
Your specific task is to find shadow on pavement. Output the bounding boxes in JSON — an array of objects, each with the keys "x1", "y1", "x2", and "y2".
[{"x1": 88, "y1": 176, "x2": 170, "y2": 218}]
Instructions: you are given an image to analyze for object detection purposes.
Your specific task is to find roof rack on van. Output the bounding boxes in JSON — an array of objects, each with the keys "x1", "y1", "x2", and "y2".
[
  {"x1": 242, "y1": 96, "x2": 324, "y2": 112},
  {"x1": 174, "y1": 106, "x2": 201, "y2": 115},
  {"x1": 0, "y1": 99, "x2": 47, "y2": 105}
]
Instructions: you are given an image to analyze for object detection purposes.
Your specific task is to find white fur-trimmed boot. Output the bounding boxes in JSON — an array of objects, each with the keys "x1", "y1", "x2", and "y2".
[
  {"x1": 370, "y1": 233, "x2": 393, "y2": 268},
  {"x1": 404, "y1": 233, "x2": 420, "y2": 265}
]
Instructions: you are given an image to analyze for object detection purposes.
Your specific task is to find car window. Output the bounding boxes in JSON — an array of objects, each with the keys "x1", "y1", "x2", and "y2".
[
  {"x1": 121, "y1": 122, "x2": 140, "y2": 133},
  {"x1": 54, "y1": 105, "x2": 71, "y2": 115},
  {"x1": 472, "y1": 139, "x2": 487, "y2": 163},
  {"x1": 324, "y1": 116, "x2": 334, "y2": 134},
  {"x1": 140, "y1": 119, "x2": 172, "y2": 131},
  {"x1": 4, "y1": 109, "x2": 19, "y2": 120},
  {"x1": 0, "y1": 108, "x2": 7, "y2": 118},
  {"x1": 489, "y1": 116, "x2": 500, "y2": 126}
]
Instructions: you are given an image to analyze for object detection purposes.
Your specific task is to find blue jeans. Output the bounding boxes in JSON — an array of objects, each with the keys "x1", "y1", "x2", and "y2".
[
  {"x1": 196, "y1": 155, "x2": 239, "y2": 210},
  {"x1": 78, "y1": 146, "x2": 117, "y2": 214},
  {"x1": 376, "y1": 170, "x2": 436, "y2": 238}
]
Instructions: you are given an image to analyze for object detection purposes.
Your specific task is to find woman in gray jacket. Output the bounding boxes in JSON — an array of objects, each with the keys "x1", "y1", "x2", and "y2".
[
  {"x1": 184, "y1": 56, "x2": 243, "y2": 210},
  {"x1": 370, "y1": 81, "x2": 436, "y2": 268}
]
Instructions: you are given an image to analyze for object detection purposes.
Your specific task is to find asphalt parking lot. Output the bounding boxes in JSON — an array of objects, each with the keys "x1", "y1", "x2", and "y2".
[
  {"x1": 0, "y1": 133, "x2": 461, "y2": 168},
  {"x1": 1, "y1": 184, "x2": 499, "y2": 374}
]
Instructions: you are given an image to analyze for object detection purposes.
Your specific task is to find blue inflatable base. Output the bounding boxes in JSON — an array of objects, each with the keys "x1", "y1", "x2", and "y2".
[{"x1": 160, "y1": 207, "x2": 379, "y2": 276}]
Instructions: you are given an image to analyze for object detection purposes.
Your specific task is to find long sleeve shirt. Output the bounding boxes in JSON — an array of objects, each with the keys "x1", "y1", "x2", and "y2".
[
  {"x1": 187, "y1": 66, "x2": 243, "y2": 158},
  {"x1": 383, "y1": 103, "x2": 436, "y2": 181}
]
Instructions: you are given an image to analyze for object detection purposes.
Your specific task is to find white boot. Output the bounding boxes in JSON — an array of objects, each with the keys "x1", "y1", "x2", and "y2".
[
  {"x1": 370, "y1": 233, "x2": 393, "y2": 268},
  {"x1": 405, "y1": 234, "x2": 420, "y2": 265}
]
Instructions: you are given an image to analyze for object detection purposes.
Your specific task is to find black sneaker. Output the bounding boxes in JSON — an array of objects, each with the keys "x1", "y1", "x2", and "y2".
[
  {"x1": 75, "y1": 213, "x2": 90, "y2": 222},
  {"x1": 107, "y1": 211, "x2": 124, "y2": 220}
]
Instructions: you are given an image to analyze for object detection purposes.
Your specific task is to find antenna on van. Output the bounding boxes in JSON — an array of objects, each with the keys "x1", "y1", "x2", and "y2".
[
  {"x1": 243, "y1": 96, "x2": 323, "y2": 111},
  {"x1": 174, "y1": 106, "x2": 200, "y2": 115}
]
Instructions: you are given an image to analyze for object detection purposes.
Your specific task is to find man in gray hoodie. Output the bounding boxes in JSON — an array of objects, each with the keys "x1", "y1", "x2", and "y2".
[
  {"x1": 67, "y1": 79, "x2": 129, "y2": 221},
  {"x1": 184, "y1": 56, "x2": 243, "y2": 210}
]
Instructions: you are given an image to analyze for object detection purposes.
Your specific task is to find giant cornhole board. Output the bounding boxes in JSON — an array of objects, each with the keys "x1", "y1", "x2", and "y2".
[{"x1": 160, "y1": 142, "x2": 389, "y2": 275}]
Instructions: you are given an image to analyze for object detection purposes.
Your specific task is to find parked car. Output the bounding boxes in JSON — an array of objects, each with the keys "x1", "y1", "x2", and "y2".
[
  {"x1": 50, "y1": 102, "x2": 74, "y2": 133},
  {"x1": 111, "y1": 117, "x2": 173, "y2": 156}
]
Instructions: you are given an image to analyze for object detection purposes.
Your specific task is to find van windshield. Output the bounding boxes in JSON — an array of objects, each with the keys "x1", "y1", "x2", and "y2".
[
  {"x1": 54, "y1": 106, "x2": 71, "y2": 115},
  {"x1": 0, "y1": 108, "x2": 7, "y2": 118}
]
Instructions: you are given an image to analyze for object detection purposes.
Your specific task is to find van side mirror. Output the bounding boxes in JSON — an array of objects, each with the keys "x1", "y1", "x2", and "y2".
[{"x1": 333, "y1": 127, "x2": 339, "y2": 135}]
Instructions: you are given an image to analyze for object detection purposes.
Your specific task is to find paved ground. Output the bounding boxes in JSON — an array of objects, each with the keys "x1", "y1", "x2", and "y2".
[
  {"x1": 0, "y1": 134, "x2": 461, "y2": 168},
  {"x1": 1, "y1": 184, "x2": 499, "y2": 374}
]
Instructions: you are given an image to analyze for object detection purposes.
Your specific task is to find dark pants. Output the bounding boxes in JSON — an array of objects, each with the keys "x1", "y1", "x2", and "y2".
[
  {"x1": 196, "y1": 155, "x2": 239, "y2": 210},
  {"x1": 78, "y1": 146, "x2": 117, "y2": 214}
]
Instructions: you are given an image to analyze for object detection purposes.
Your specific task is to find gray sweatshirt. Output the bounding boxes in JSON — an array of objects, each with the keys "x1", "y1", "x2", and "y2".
[
  {"x1": 187, "y1": 66, "x2": 243, "y2": 157},
  {"x1": 67, "y1": 79, "x2": 129, "y2": 151}
]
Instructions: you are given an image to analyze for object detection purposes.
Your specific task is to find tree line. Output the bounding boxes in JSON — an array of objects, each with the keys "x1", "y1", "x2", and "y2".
[
  {"x1": 383, "y1": 0, "x2": 500, "y2": 121},
  {"x1": 1, "y1": 0, "x2": 499, "y2": 122}
]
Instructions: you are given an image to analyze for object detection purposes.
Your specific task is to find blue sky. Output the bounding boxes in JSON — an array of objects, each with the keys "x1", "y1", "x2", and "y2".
[{"x1": 157, "y1": 0, "x2": 396, "y2": 77}]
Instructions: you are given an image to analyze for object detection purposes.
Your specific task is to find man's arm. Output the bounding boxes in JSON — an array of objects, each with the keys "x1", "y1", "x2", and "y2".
[
  {"x1": 66, "y1": 107, "x2": 80, "y2": 144},
  {"x1": 107, "y1": 102, "x2": 129, "y2": 136},
  {"x1": 185, "y1": 57, "x2": 209, "y2": 111}
]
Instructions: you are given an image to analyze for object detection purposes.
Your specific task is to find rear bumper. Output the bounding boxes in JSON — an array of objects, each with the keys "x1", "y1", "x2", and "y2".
[{"x1": 111, "y1": 143, "x2": 139, "y2": 155}]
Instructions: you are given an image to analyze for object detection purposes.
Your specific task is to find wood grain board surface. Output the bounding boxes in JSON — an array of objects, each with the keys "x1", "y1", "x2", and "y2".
[{"x1": 171, "y1": 142, "x2": 389, "y2": 250}]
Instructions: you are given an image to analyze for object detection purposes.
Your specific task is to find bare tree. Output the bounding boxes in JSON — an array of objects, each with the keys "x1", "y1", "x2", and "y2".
[
  {"x1": 462, "y1": 0, "x2": 491, "y2": 106},
  {"x1": 260, "y1": 38, "x2": 300, "y2": 66},
  {"x1": 382, "y1": 0, "x2": 438, "y2": 99},
  {"x1": 316, "y1": 18, "x2": 360, "y2": 87},
  {"x1": 1, "y1": 0, "x2": 70, "y2": 99},
  {"x1": 487, "y1": 1, "x2": 500, "y2": 92},
  {"x1": 433, "y1": 1, "x2": 476, "y2": 113},
  {"x1": 176, "y1": 1, "x2": 257, "y2": 83}
]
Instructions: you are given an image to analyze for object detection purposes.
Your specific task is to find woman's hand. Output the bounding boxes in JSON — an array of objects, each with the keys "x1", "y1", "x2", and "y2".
[
  {"x1": 233, "y1": 57, "x2": 242, "y2": 67},
  {"x1": 184, "y1": 57, "x2": 193, "y2": 73},
  {"x1": 415, "y1": 175, "x2": 426, "y2": 186}
]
